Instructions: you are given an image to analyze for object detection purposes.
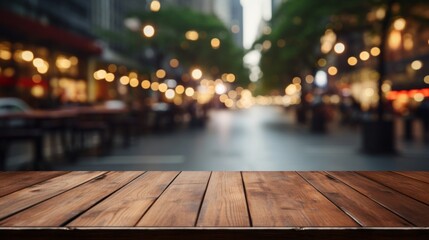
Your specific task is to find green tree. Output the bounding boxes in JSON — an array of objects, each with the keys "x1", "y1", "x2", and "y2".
[
  {"x1": 257, "y1": 0, "x2": 429, "y2": 97},
  {"x1": 111, "y1": 6, "x2": 248, "y2": 86}
]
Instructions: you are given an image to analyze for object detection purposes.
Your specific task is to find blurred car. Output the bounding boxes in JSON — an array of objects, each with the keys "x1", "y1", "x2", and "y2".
[
  {"x1": 0, "y1": 98, "x2": 31, "y2": 127},
  {"x1": 0, "y1": 97, "x2": 31, "y2": 115}
]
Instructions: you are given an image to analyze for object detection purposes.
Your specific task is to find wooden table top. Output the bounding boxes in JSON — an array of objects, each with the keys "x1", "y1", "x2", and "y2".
[{"x1": 0, "y1": 171, "x2": 428, "y2": 240}]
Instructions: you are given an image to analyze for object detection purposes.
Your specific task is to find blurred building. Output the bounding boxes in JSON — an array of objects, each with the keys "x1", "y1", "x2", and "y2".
[
  {"x1": 0, "y1": 0, "x2": 148, "y2": 106},
  {"x1": 320, "y1": 11, "x2": 429, "y2": 114}
]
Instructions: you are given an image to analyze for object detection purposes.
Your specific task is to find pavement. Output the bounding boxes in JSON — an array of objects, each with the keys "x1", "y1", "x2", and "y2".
[{"x1": 5, "y1": 106, "x2": 429, "y2": 171}]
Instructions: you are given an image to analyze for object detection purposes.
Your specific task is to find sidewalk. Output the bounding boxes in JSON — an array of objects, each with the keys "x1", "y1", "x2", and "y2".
[{"x1": 4, "y1": 106, "x2": 429, "y2": 171}]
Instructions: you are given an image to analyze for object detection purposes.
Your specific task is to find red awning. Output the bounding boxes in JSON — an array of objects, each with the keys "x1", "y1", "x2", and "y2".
[{"x1": 0, "y1": 10, "x2": 102, "y2": 55}]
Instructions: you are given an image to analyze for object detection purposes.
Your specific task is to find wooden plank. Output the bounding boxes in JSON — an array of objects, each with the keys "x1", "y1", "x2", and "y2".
[
  {"x1": 299, "y1": 171, "x2": 411, "y2": 227},
  {"x1": 68, "y1": 171, "x2": 179, "y2": 227},
  {"x1": 358, "y1": 171, "x2": 429, "y2": 205},
  {"x1": 0, "y1": 171, "x2": 105, "y2": 220},
  {"x1": 328, "y1": 171, "x2": 429, "y2": 226},
  {"x1": 243, "y1": 172, "x2": 358, "y2": 227},
  {"x1": 137, "y1": 171, "x2": 211, "y2": 227},
  {"x1": 0, "y1": 171, "x2": 68, "y2": 197},
  {"x1": 0, "y1": 171, "x2": 142, "y2": 227},
  {"x1": 196, "y1": 172, "x2": 249, "y2": 227},
  {"x1": 1, "y1": 228, "x2": 429, "y2": 240},
  {"x1": 394, "y1": 171, "x2": 429, "y2": 184}
]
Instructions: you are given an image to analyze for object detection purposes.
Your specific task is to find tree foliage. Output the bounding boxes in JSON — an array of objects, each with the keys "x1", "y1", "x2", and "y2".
[
  {"x1": 112, "y1": 7, "x2": 249, "y2": 86},
  {"x1": 257, "y1": 0, "x2": 429, "y2": 93}
]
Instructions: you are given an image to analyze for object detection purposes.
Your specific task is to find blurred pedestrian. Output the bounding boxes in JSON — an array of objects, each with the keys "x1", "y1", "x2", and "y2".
[{"x1": 417, "y1": 98, "x2": 429, "y2": 142}]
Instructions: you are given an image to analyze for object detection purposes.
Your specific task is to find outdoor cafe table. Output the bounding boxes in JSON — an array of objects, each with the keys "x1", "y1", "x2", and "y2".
[
  {"x1": 0, "y1": 107, "x2": 130, "y2": 169},
  {"x1": 0, "y1": 171, "x2": 428, "y2": 239}
]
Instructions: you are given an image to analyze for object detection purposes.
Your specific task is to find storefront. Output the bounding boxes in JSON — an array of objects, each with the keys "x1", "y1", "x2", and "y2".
[{"x1": 0, "y1": 10, "x2": 101, "y2": 108}]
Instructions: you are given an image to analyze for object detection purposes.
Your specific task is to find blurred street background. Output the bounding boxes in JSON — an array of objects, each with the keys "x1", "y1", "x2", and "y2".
[{"x1": 1, "y1": 0, "x2": 429, "y2": 170}]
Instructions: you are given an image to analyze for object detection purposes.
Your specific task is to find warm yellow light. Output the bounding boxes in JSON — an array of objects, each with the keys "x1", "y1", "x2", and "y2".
[
  {"x1": 169, "y1": 58, "x2": 179, "y2": 68},
  {"x1": 414, "y1": 93, "x2": 424, "y2": 102},
  {"x1": 0, "y1": 49, "x2": 11, "y2": 60},
  {"x1": 128, "y1": 72, "x2": 137, "y2": 79},
  {"x1": 348, "y1": 56, "x2": 358, "y2": 66},
  {"x1": 185, "y1": 30, "x2": 199, "y2": 41},
  {"x1": 226, "y1": 73, "x2": 236, "y2": 82},
  {"x1": 224, "y1": 99, "x2": 234, "y2": 108},
  {"x1": 130, "y1": 78, "x2": 139, "y2": 87},
  {"x1": 292, "y1": 77, "x2": 301, "y2": 84},
  {"x1": 31, "y1": 85, "x2": 45, "y2": 98},
  {"x1": 32, "y1": 74, "x2": 42, "y2": 83},
  {"x1": 359, "y1": 51, "x2": 370, "y2": 61},
  {"x1": 105, "y1": 73, "x2": 115, "y2": 82},
  {"x1": 156, "y1": 69, "x2": 166, "y2": 78},
  {"x1": 364, "y1": 88, "x2": 375, "y2": 97},
  {"x1": 285, "y1": 84, "x2": 297, "y2": 95},
  {"x1": 21, "y1": 50, "x2": 34, "y2": 62},
  {"x1": 158, "y1": 83, "x2": 168, "y2": 92},
  {"x1": 305, "y1": 75, "x2": 314, "y2": 84},
  {"x1": 151, "y1": 82, "x2": 159, "y2": 91},
  {"x1": 328, "y1": 66, "x2": 338, "y2": 76},
  {"x1": 411, "y1": 60, "x2": 423, "y2": 70},
  {"x1": 33, "y1": 58, "x2": 44, "y2": 68},
  {"x1": 120, "y1": 76, "x2": 130, "y2": 85},
  {"x1": 262, "y1": 40, "x2": 272, "y2": 50},
  {"x1": 70, "y1": 56, "x2": 78, "y2": 65},
  {"x1": 211, "y1": 38, "x2": 221, "y2": 49},
  {"x1": 93, "y1": 69, "x2": 106, "y2": 80},
  {"x1": 403, "y1": 34, "x2": 414, "y2": 51},
  {"x1": 388, "y1": 30, "x2": 402, "y2": 50},
  {"x1": 228, "y1": 90, "x2": 238, "y2": 99},
  {"x1": 318, "y1": 58, "x2": 327, "y2": 67},
  {"x1": 393, "y1": 18, "x2": 406, "y2": 31},
  {"x1": 56, "y1": 56, "x2": 71, "y2": 69},
  {"x1": 175, "y1": 85, "x2": 185, "y2": 94},
  {"x1": 424, "y1": 75, "x2": 429, "y2": 84},
  {"x1": 381, "y1": 82, "x2": 392, "y2": 92},
  {"x1": 143, "y1": 25, "x2": 155, "y2": 38},
  {"x1": 191, "y1": 68, "x2": 203, "y2": 80},
  {"x1": 334, "y1": 42, "x2": 345, "y2": 54},
  {"x1": 37, "y1": 64, "x2": 48, "y2": 74},
  {"x1": 219, "y1": 94, "x2": 228, "y2": 103},
  {"x1": 376, "y1": 8, "x2": 386, "y2": 20},
  {"x1": 370, "y1": 47, "x2": 381, "y2": 56},
  {"x1": 165, "y1": 89, "x2": 175, "y2": 99},
  {"x1": 141, "y1": 80, "x2": 151, "y2": 89},
  {"x1": 185, "y1": 87, "x2": 195, "y2": 97},
  {"x1": 150, "y1": 0, "x2": 161, "y2": 12}
]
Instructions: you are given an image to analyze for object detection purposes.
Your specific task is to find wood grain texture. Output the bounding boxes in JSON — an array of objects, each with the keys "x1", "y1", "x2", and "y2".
[
  {"x1": 243, "y1": 172, "x2": 358, "y2": 227},
  {"x1": 328, "y1": 171, "x2": 429, "y2": 226},
  {"x1": 394, "y1": 171, "x2": 429, "y2": 184},
  {"x1": 0, "y1": 172, "x2": 67, "y2": 197},
  {"x1": 137, "y1": 171, "x2": 211, "y2": 227},
  {"x1": 0, "y1": 171, "x2": 105, "y2": 220},
  {"x1": 299, "y1": 171, "x2": 411, "y2": 227},
  {"x1": 68, "y1": 171, "x2": 179, "y2": 227},
  {"x1": 358, "y1": 171, "x2": 429, "y2": 205},
  {"x1": 197, "y1": 172, "x2": 250, "y2": 227},
  {"x1": 0, "y1": 171, "x2": 141, "y2": 226}
]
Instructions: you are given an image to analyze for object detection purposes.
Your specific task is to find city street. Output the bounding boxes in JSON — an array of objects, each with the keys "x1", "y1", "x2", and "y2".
[{"x1": 17, "y1": 106, "x2": 422, "y2": 171}]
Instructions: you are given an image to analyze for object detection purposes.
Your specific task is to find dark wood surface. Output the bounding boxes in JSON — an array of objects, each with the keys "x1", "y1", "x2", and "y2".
[{"x1": 0, "y1": 171, "x2": 428, "y2": 240}]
